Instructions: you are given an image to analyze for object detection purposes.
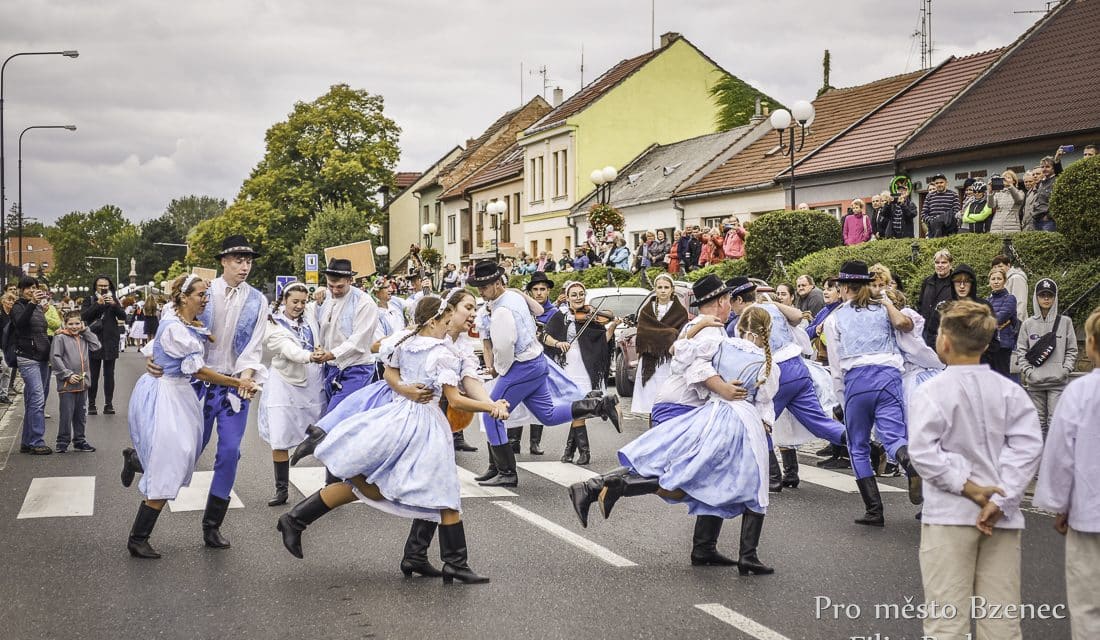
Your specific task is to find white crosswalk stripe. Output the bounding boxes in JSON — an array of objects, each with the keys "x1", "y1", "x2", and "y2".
[
  {"x1": 695, "y1": 604, "x2": 792, "y2": 640},
  {"x1": 289, "y1": 466, "x2": 517, "y2": 500},
  {"x1": 517, "y1": 461, "x2": 598, "y2": 486},
  {"x1": 18, "y1": 476, "x2": 96, "y2": 519},
  {"x1": 493, "y1": 500, "x2": 637, "y2": 567},
  {"x1": 167, "y1": 471, "x2": 245, "y2": 512},
  {"x1": 796, "y1": 466, "x2": 904, "y2": 493}
]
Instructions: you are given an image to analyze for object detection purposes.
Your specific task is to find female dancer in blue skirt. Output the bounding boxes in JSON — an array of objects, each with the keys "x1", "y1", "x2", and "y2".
[
  {"x1": 277, "y1": 295, "x2": 509, "y2": 584},
  {"x1": 121, "y1": 274, "x2": 257, "y2": 559},
  {"x1": 568, "y1": 305, "x2": 777, "y2": 575}
]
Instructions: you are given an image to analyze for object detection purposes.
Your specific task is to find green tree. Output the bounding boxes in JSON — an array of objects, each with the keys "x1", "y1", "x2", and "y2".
[
  {"x1": 45, "y1": 204, "x2": 133, "y2": 286},
  {"x1": 290, "y1": 202, "x2": 379, "y2": 277},
  {"x1": 161, "y1": 195, "x2": 227, "y2": 239},
  {"x1": 188, "y1": 198, "x2": 295, "y2": 285},
  {"x1": 709, "y1": 72, "x2": 785, "y2": 131}
]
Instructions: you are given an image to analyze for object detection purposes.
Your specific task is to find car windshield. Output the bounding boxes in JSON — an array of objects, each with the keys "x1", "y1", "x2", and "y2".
[{"x1": 589, "y1": 294, "x2": 648, "y2": 318}]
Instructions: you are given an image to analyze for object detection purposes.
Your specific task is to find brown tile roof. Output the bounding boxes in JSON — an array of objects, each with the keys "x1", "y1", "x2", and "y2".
[
  {"x1": 793, "y1": 49, "x2": 1003, "y2": 177},
  {"x1": 443, "y1": 144, "x2": 525, "y2": 198},
  {"x1": 394, "y1": 172, "x2": 422, "y2": 189},
  {"x1": 899, "y1": 0, "x2": 1100, "y2": 160},
  {"x1": 676, "y1": 71, "x2": 927, "y2": 197}
]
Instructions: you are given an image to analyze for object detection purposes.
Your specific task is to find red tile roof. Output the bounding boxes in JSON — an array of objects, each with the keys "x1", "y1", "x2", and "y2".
[
  {"x1": 899, "y1": 0, "x2": 1100, "y2": 159},
  {"x1": 678, "y1": 70, "x2": 927, "y2": 197},
  {"x1": 444, "y1": 144, "x2": 525, "y2": 197},
  {"x1": 793, "y1": 49, "x2": 1003, "y2": 177},
  {"x1": 394, "y1": 172, "x2": 422, "y2": 189}
]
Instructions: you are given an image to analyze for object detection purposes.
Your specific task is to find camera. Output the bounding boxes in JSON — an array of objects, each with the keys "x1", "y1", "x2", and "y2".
[
  {"x1": 990, "y1": 177, "x2": 1005, "y2": 191},
  {"x1": 1060, "y1": 145, "x2": 1075, "y2": 154}
]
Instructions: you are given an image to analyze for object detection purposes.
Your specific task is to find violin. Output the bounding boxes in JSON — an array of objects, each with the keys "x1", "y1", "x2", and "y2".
[{"x1": 572, "y1": 305, "x2": 615, "y2": 325}]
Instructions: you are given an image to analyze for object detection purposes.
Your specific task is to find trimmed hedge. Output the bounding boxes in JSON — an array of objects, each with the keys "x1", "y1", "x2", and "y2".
[
  {"x1": 1049, "y1": 155, "x2": 1100, "y2": 256},
  {"x1": 743, "y1": 209, "x2": 842, "y2": 280}
]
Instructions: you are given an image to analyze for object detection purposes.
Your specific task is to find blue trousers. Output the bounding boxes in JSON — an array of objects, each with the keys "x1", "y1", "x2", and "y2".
[
  {"x1": 651, "y1": 402, "x2": 693, "y2": 427},
  {"x1": 843, "y1": 365, "x2": 907, "y2": 479},
  {"x1": 18, "y1": 359, "x2": 50, "y2": 447},
  {"x1": 322, "y1": 363, "x2": 378, "y2": 416},
  {"x1": 773, "y1": 357, "x2": 845, "y2": 446},
  {"x1": 201, "y1": 384, "x2": 251, "y2": 500},
  {"x1": 483, "y1": 357, "x2": 575, "y2": 446}
]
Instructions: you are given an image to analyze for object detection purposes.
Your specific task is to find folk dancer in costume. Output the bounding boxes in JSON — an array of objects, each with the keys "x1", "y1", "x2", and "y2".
[
  {"x1": 630, "y1": 273, "x2": 690, "y2": 425},
  {"x1": 501, "y1": 271, "x2": 559, "y2": 457},
  {"x1": 121, "y1": 275, "x2": 257, "y2": 558},
  {"x1": 257, "y1": 283, "x2": 326, "y2": 506},
  {"x1": 277, "y1": 296, "x2": 509, "y2": 585},
  {"x1": 725, "y1": 276, "x2": 848, "y2": 493},
  {"x1": 569, "y1": 292, "x2": 775, "y2": 575},
  {"x1": 544, "y1": 281, "x2": 622, "y2": 465},
  {"x1": 468, "y1": 260, "x2": 622, "y2": 488},
  {"x1": 824, "y1": 260, "x2": 923, "y2": 527}
]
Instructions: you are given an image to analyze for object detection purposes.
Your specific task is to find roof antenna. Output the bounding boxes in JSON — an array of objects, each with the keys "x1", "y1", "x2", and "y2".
[{"x1": 580, "y1": 43, "x2": 585, "y2": 87}]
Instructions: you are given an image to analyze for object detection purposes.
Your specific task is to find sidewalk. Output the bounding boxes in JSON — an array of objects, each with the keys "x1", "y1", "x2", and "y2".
[{"x1": 0, "y1": 390, "x2": 22, "y2": 472}]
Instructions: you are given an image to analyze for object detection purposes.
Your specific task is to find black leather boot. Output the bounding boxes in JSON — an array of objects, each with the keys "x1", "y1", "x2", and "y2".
[
  {"x1": 120, "y1": 447, "x2": 144, "y2": 488},
  {"x1": 893, "y1": 445, "x2": 923, "y2": 506},
  {"x1": 568, "y1": 466, "x2": 628, "y2": 527},
  {"x1": 737, "y1": 511, "x2": 774, "y2": 575},
  {"x1": 269, "y1": 460, "x2": 290, "y2": 506},
  {"x1": 127, "y1": 502, "x2": 162, "y2": 559},
  {"x1": 598, "y1": 473, "x2": 660, "y2": 519},
  {"x1": 324, "y1": 469, "x2": 342, "y2": 486},
  {"x1": 439, "y1": 521, "x2": 489, "y2": 585},
  {"x1": 452, "y1": 431, "x2": 477, "y2": 452},
  {"x1": 560, "y1": 427, "x2": 577, "y2": 463},
  {"x1": 276, "y1": 491, "x2": 333, "y2": 558},
  {"x1": 691, "y1": 515, "x2": 737, "y2": 566},
  {"x1": 768, "y1": 449, "x2": 783, "y2": 493},
  {"x1": 854, "y1": 476, "x2": 885, "y2": 527},
  {"x1": 529, "y1": 424, "x2": 544, "y2": 455},
  {"x1": 201, "y1": 494, "x2": 232, "y2": 549},
  {"x1": 473, "y1": 447, "x2": 498, "y2": 482},
  {"x1": 400, "y1": 519, "x2": 442, "y2": 577},
  {"x1": 507, "y1": 427, "x2": 523, "y2": 454},
  {"x1": 290, "y1": 424, "x2": 326, "y2": 465},
  {"x1": 780, "y1": 449, "x2": 800, "y2": 488},
  {"x1": 570, "y1": 395, "x2": 622, "y2": 433},
  {"x1": 478, "y1": 445, "x2": 517, "y2": 487},
  {"x1": 870, "y1": 441, "x2": 885, "y2": 476},
  {"x1": 572, "y1": 425, "x2": 591, "y2": 465}
]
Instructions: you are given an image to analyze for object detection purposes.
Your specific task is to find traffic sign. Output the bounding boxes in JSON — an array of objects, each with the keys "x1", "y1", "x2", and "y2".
[
  {"x1": 305, "y1": 271, "x2": 319, "y2": 285},
  {"x1": 275, "y1": 275, "x2": 297, "y2": 299},
  {"x1": 305, "y1": 254, "x2": 319, "y2": 272}
]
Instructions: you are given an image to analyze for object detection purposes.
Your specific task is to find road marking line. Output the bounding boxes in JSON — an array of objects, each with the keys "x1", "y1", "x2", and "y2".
[
  {"x1": 0, "y1": 396, "x2": 22, "y2": 471},
  {"x1": 167, "y1": 471, "x2": 244, "y2": 512},
  {"x1": 290, "y1": 466, "x2": 516, "y2": 499},
  {"x1": 517, "y1": 461, "x2": 598, "y2": 487},
  {"x1": 492, "y1": 500, "x2": 637, "y2": 567},
  {"x1": 796, "y1": 466, "x2": 904, "y2": 493},
  {"x1": 18, "y1": 476, "x2": 96, "y2": 519},
  {"x1": 456, "y1": 467, "x2": 517, "y2": 498},
  {"x1": 288, "y1": 466, "x2": 327, "y2": 498},
  {"x1": 694, "y1": 604, "x2": 792, "y2": 640}
]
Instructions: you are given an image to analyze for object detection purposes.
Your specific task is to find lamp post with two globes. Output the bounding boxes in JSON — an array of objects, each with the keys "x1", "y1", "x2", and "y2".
[
  {"x1": 589, "y1": 165, "x2": 618, "y2": 205},
  {"x1": 769, "y1": 100, "x2": 816, "y2": 211}
]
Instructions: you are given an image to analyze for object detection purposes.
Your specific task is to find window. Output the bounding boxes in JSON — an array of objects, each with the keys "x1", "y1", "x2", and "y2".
[
  {"x1": 546, "y1": 238, "x2": 552, "y2": 253},
  {"x1": 512, "y1": 193, "x2": 521, "y2": 223},
  {"x1": 447, "y1": 215, "x2": 456, "y2": 244},
  {"x1": 551, "y1": 150, "x2": 568, "y2": 198},
  {"x1": 702, "y1": 216, "x2": 724, "y2": 229},
  {"x1": 422, "y1": 204, "x2": 429, "y2": 225},
  {"x1": 553, "y1": 152, "x2": 560, "y2": 198},
  {"x1": 434, "y1": 202, "x2": 442, "y2": 234},
  {"x1": 500, "y1": 198, "x2": 511, "y2": 243},
  {"x1": 530, "y1": 156, "x2": 545, "y2": 202},
  {"x1": 565, "y1": 236, "x2": 572, "y2": 250},
  {"x1": 530, "y1": 240, "x2": 538, "y2": 257}
]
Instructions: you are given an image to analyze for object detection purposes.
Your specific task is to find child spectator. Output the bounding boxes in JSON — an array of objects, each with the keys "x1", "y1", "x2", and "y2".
[
  {"x1": 909, "y1": 300, "x2": 1043, "y2": 640},
  {"x1": 49, "y1": 310, "x2": 102, "y2": 453},
  {"x1": 1014, "y1": 278, "x2": 1078, "y2": 433},
  {"x1": 1033, "y1": 306, "x2": 1100, "y2": 639}
]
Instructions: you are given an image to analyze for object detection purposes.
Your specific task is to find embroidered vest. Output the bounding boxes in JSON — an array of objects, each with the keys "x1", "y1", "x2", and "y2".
[
  {"x1": 761, "y1": 303, "x2": 795, "y2": 352},
  {"x1": 486, "y1": 290, "x2": 538, "y2": 354},
  {"x1": 833, "y1": 304, "x2": 899, "y2": 359}
]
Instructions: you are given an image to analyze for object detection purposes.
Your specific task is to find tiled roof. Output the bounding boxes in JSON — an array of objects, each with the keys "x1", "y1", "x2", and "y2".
[
  {"x1": 440, "y1": 106, "x2": 523, "y2": 175},
  {"x1": 394, "y1": 172, "x2": 422, "y2": 189},
  {"x1": 444, "y1": 144, "x2": 526, "y2": 198},
  {"x1": 899, "y1": 0, "x2": 1100, "y2": 159},
  {"x1": 794, "y1": 49, "x2": 1003, "y2": 177},
  {"x1": 677, "y1": 70, "x2": 927, "y2": 197}
]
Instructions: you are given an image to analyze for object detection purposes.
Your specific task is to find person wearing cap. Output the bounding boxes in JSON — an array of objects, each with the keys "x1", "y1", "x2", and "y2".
[
  {"x1": 920, "y1": 173, "x2": 960, "y2": 238},
  {"x1": 1014, "y1": 278, "x2": 1077, "y2": 434},
  {"x1": 824, "y1": 260, "x2": 922, "y2": 527},
  {"x1": 468, "y1": 260, "x2": 621, "y2": 488},
  {"x1": 314, "y1": 258, "x2": 381, "y2": 418}
]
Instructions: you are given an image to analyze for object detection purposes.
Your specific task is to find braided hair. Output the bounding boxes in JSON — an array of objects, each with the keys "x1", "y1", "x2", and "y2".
[
  {"x1": 268, "y1": 282, "x2": 310, "y2": 324},
  {"x1": 736, "y1": 305, "x2": 773, "y2": 387}
]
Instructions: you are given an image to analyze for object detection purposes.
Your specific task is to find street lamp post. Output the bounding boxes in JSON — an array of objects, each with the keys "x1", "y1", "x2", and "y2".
[
  {"x1": 87, "y1": 256, "x2": 119, "y2": 288},
  {"x1": 589, "y1": 166, "x2": 618, "y2": 205},
  {"x1": 420, "y1": 222, "x2": 437, "y2": 249},
  {"x1": 486, "y1": 200, "x2": 506, "y2": 262},
  {"x1": 374, "y1": 244, "x2": 389, "y2": 274},
  {"x1": 18, "y1": 124, "x2": 76, "y2": 271},
  {"x1": 1, "y1": 49, "x2": 79, "y2": 285},
  {"x1": 770, "y1": 100, "x2": 816, "y2": 210}
]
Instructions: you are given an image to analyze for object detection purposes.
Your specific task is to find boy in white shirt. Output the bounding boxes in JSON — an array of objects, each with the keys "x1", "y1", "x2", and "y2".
[
  {"x1": 1033, "y1": 307, "x2": 1100, "y2": 639},
  {"x1": 908, "y1": 300, "x2": 1044, "y2": 640}
]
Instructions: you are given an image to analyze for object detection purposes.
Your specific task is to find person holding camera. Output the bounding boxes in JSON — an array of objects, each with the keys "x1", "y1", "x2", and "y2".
[
  {"x1": 1030, "y1": 154, "x2": 1062, "y2": 231},
  {"x1": 988, "y1": 171, "x2": 1025, "y2": 234},
  {"x1": 722, "y1": 218, "x2": 746, "y2": 260},
  {"x1": 1014, "y1": 279, "x2": 1077, "y2": 434},
  {"x1": 879, "y1": 186, "x2": 918, "y2": 238},
  {"x1": 14, "y1": 276, "x2": 53, "y2": 455},
  {"x1": 81, "y1": 275, "x2": 127, "y2": 415}
]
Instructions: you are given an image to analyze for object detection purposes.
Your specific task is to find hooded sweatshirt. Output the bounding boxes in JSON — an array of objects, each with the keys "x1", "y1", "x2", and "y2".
[
  {"x1": 1013, "y1": 281, "x2": 1077, "y2": 389},
  {"x1": 949, "y1": 264, "x2": 998, "y2": 357}
]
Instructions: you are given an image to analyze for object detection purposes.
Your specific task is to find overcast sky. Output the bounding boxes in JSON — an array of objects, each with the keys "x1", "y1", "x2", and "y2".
[{"x1": 1, "y1": 0, "x2": 1048, "y2": 225}]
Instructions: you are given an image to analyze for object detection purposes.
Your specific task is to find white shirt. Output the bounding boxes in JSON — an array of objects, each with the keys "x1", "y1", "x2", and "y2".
[
  {"x1": 654, "y1": 317, "x2": 726, "y2": 408},
  {"x1": 318, "y1": 290, "x2": 379, "y2": 370},
  {"x1": 204, "y1": 278, "x2": 268, "y2": 381},
  {"x1": 375, "y1": 297, "x2": 406, "y2": 340},
  {"x1": 1033, "y1": 369, "x2": 1100, "y2": 532},
  {"x1": 908, "y1": 365, "x2": 1044, "y2": 529}
]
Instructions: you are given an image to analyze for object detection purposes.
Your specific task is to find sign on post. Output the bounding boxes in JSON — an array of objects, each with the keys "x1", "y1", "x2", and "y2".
[
  {"x1": 304, "y1": 253, "x2": 320, "y2": 285},
  {"x1": 275, "y1": 275, "x2": 297, "y2": 299}
]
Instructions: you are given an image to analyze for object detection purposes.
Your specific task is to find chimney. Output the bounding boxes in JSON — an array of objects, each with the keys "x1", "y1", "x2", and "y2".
[
  {"x1": 553, "y1": 86, "x2": 564, "y2": 107},
  {"x1": 749, "y1": 97, "x2": 765, "y2": 125},
  {"x1": 762, "y1": 101, "x2": 770, "y2": 116},
  {"x1": 660, "y1": 32, "x2": 681, "y2": 48}
]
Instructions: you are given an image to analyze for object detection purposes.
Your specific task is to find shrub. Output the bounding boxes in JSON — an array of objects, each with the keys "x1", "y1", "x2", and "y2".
[
  {"x1": 1049, "y1": 156, "x2": 1100, "y2": 256},
  {"x1": 743, "y1": 210, "x2": 842, "y2": 279}
]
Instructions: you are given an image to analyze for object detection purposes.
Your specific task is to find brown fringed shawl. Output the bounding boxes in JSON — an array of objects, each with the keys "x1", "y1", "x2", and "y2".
[{"x1": 635, "y1": 296, "x2": 689, "y2": 385}]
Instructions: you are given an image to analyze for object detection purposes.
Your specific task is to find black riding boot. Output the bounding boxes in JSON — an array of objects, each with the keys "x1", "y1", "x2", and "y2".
[
  {"x1": 570, "y1": 395, "x2": 622, "y2": 433},
  {"x1": 738, "y1": 511, "x2": 774, "y2": 575},
  {"x1": 854, "y1": 476, "x2": 885, "y2": 527},
  {"x1": 598, "y1": 473, "x2": 660, "y2": 519},
  {"x1": 439, "y1": 521, "x2": 489, "y2": 585},
  {"x1": 529, "y1": 424, "x2": 544, "y2": 455},
  {"x1": 568, "y1": 466, "x2": 629, "y2": 527},
  {"x1": 560, "y1": 427, "x2": 577, "y2": 463},
  {"x1": 290, "y1": 424, "x2": 325, "y2": 465},
  {"x1": 127, "y1": 502, "x2": 162, "y2": 559},
  {"x1": 780, "y1": 449, "x2": 800, "y2": 488},
  {"x1": 691, "y1": 515, "x2": 737, "y2": 566},
  {"x1": 120, "y1": 447, "x2": 144, "y2": 488},
  {"x1": 768, "y1": 449, "x2": 783, "y2": 493},
  {"x1": 201, "y1": 494, "x2": 232, "y2": 549},
  {"x1": 478, "y1": 444, "x2": 517, "y2": 487},
  {"x1": 507, "y1": 427, "x2": 523, "y2": 454},
  {"x1": 473, "y1": 447, "x2": 498, "y2": 482},
  {"x1": 276, "y1": 491, "x2": 333, "y2": 558},
  {"x1": 452, "y1": 431, "x2": 478, "y2": 452},
  {"x1": 400, "y1": 519, "x2": 442, "y2": 577},
  {"x1": 573, "y1": 425, "x2": 591, "y2": 465},
  {"x1": 269, "y1": 460, "x2": 290, "y2": 506},
  {"x1": 893, "y1": 445, "x2": 923, "y2": 506}
]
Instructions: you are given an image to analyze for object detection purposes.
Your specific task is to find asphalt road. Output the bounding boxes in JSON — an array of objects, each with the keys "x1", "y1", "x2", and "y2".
[{"x1": 0, "y1": 352, "x2": 1073, "y2": 640}]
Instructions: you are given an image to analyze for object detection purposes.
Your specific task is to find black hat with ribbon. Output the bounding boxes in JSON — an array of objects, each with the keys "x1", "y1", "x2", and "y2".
[
  {"x1": 215, "y1": 234, "x2": 260, "y2": 258},
  {"x1": 467, "y1": 260, "x2": 506, "y2": 287},
  {"x1": 525, "y1": 271, "x2": 554, "y2": 291},
  {"x1": 725, "y1": 276, "x2": 757, "y2": 299},
  {"x1": 323, "y1": 258, "x2": 357, "y2": 277},
  {"x1": 692, "y1": 274, "x2": 731, "y2": 305},
  {"x1": 836, "y1": 260, "x2": 873, "y2": 284}
]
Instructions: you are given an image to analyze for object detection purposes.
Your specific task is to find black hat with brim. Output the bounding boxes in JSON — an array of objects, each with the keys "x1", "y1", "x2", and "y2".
[
  {"x1": 726, "y1": 276, "x2": 757, "y2": 298},
  {"x1": 693, "y1": 274, "x2": 731, "y2": 305},
  {"x1": 836, "y1": 260, "x2": 873, "y2": 284},
  {"x1": 468, "y1": 260, "x2": 506, "y2": 287},
  {"x1": 216, "y1": 234, "x2": 260, "y2": 258},
  {"x1": 525, "y1": 271, "x2": 554, "y2": 291},
  {"x1": 323, "y1": 258, "x2": 357, "y2": 277}
]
